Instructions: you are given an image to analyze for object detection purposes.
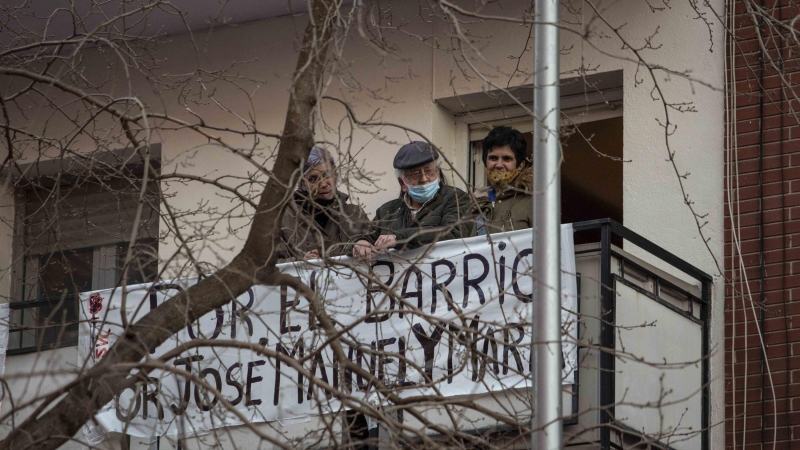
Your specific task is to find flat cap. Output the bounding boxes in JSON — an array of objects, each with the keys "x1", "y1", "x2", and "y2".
[{"x1": 393, "y1": 141, "x2": 439, "y2": 170}]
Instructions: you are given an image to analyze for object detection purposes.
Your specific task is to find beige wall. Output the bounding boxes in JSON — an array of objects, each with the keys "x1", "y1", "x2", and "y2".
[{"x1": 130, "y1": 0, "x2": 441, "y2": 273}]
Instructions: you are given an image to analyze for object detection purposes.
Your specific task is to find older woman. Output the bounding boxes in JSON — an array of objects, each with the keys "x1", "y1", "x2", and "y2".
[{"x1": 278, "y1": 147, "x2": 369, "y2": 262}]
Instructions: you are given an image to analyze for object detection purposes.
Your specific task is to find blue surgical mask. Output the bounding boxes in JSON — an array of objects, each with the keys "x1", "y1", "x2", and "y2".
[{"x1": 406, "y1": 179, "x2": 440, "y2": 204}]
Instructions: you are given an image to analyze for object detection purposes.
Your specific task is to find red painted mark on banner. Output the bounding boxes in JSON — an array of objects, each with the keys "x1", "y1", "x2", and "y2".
[
  {"x1": 95, "y1": 328, "x2": 111, "y2": 360},
  {"x1": 89, "y1": 293, "x2": 104, "y2": 315}
]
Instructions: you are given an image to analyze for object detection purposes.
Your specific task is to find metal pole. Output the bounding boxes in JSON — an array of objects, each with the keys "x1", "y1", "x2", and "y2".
[{"x1": 531, "y1": 0, "x2": 561, "y2": 448}]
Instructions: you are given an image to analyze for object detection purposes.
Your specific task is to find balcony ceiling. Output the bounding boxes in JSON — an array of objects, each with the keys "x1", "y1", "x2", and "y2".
[{"x1": 0, "y1": 0, "x2": 330, "y2": 46}]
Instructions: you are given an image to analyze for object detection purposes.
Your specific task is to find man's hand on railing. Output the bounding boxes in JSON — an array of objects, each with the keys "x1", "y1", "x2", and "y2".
[
  {"x1": 353, "y1": 239, "x2": 376, "y2": 262},
  {"x1": 374, "y1": 234, "x2": 397, "y2": 252}
]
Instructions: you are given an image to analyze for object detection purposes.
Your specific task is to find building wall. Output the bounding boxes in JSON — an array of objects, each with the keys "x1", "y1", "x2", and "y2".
[
  {"x1": 433, "y1": 1, "x2": 726, "y2": 446},
  {"x1": 0, "y1": 0, "x2": 727, "y2": 447},
  {"x1": 725, "y1": 1, "x2": 800, "y2": 448},
  {"x1": 433, "y1": 0, "x2": 725, "y2": 281}
]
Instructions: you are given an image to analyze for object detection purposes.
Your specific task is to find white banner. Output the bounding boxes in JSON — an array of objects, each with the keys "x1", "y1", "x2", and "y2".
[{"x1": 80, "y1": 227, "x2": 577, "y2": 437}]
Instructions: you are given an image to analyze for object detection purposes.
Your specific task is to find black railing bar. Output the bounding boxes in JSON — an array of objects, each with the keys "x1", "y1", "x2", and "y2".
[
  {"x1": 8, "y1": 296, "x2": 81, "y2": 310},
  {"x1": 613, "y1": 275, "x2": 703, "y2": 326},
  {"x1": 6, "y1": 338, "x2": 79, "y2": 356},
  {"x1": 573, "y1": 219, "x2": 713, "y2": 284},
  {"x1": 8, "y1": 321, "x2": 80, "y2": 332},
  {"x1": 570, "y1": 274, "x2": 582, "y2": 420},
  {"x1": 598, "y1": 221, "x2": 614, "y2": 450},
  {"x1": 609, "y1": 250, "x2": 705, "y2": 305},
  {"x1": 601, "y1": 218, "x2": 713, "y2": 283},
  {"x1": 700, "y1": 280, "x2": 711, "y2": 450}
]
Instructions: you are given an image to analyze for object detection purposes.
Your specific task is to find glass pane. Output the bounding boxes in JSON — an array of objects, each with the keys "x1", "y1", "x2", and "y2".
[
  {"x1": 38, "y1": 248, "x2": 94, "y2": 298},
  {"x1": 19, "y1": 248, "x2": 93, "y2": 349},
  {"x1": 117, "y1": 239, "x2": 159, "y2": 286}
]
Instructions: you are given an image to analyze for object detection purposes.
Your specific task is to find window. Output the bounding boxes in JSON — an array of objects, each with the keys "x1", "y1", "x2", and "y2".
[
  {"x1": 434, "y1": 70, "x2": 624, "y2": 233},
  {"x1": 8, "y1": 151, "x2": 160, "y2": 353},
  {"x1": 468, "y1": 112, "x2": 623, "y2": 227}
]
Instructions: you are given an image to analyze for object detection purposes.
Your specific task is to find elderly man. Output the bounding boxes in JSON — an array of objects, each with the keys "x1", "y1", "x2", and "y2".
[
  {"x1": 353, "y1": 141, "x2": 471, "y2": 261},
  {"x1": 472, "y1": 126, "x2": 532, "y2": 235}
]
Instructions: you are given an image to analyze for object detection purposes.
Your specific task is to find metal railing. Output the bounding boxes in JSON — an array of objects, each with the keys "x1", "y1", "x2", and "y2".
[
  {"x1": 7, "y1": 294, "x2": 80, "y2": 355},
  {"x1": 573, "y1": 218, "x2": 712, "y2": 450},
  {"x1": 3, "y1": 219, "x2": 714, "y2": 450}
]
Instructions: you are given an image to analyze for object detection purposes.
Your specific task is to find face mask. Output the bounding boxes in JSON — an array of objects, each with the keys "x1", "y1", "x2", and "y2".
[
  {"x1": 406, "y1": 179, "x2": 440, "y2": 204},
  {"x1": 487, "y1": 168, "x2": 520, "y2": 191}
]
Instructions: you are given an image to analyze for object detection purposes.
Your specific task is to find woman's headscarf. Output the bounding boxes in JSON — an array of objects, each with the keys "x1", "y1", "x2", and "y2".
[{"x1": 303, "y1": 146, "x2": 336, "y2": 175}]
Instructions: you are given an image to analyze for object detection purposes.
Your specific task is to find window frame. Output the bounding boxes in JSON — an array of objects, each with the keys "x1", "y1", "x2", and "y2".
[
  {"x1": 7, "y1": 145, "x2": 161, "y2": 355},
  {"x1": 467, "y1": 104, "x2": 623, "y2": 189}
]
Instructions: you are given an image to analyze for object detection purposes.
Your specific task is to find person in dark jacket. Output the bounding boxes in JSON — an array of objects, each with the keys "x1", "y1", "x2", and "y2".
[
  {"x1": 472, "y1": 126, "x2": 533, "y2": 236},
  {"x1": 278, "y1": 146, "x2": 369, "y2": 262},
  {"x1": 353, "y1": 141, "x2": 471, "y2": 261}
]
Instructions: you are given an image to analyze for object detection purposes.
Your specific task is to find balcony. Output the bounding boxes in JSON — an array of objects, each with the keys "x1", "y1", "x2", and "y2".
[
  {"x1": 1, "y1": 219, "x2": 711, "y2": 450},
  {"x1": 568, "y1": 219, "x2": 710, "y2": 450},
  {"x1": 356, "y1": 219, "x2": 711, "y2": 450}
]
